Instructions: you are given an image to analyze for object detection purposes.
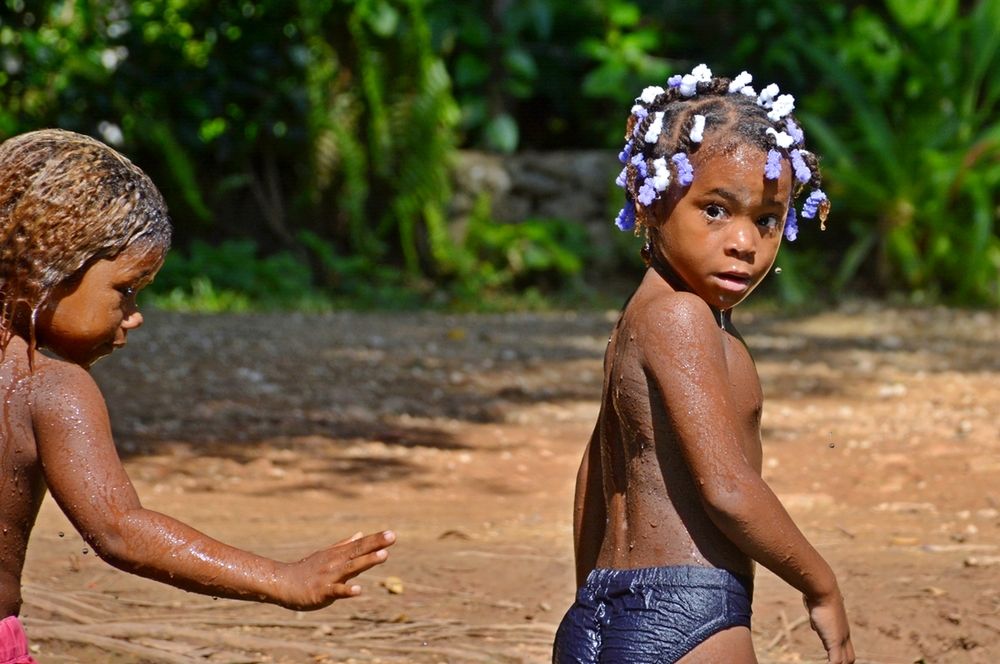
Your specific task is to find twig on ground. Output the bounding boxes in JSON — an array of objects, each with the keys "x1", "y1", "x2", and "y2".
[{"x1": 766, "y1": 610, "x2": 809, "y2": 650}]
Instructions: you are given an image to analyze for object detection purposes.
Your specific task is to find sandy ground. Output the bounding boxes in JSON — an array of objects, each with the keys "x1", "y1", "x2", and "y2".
[{"x1": 17, "y1": 302, "x2": 1000, "y2": 663}]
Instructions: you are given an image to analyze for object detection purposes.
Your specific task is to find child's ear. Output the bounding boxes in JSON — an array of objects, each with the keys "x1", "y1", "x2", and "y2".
[
  {"x1": 638, "y1": 194, "x2": 676, "y2": 228},
  {"x1": 635, "y1": 202, "x2": 656, "y2": 228}
]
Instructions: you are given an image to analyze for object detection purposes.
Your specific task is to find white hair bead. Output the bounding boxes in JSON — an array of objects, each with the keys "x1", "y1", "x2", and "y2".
[{"x1": 689, "y1": 114, "x2": 706, "y2": 143}]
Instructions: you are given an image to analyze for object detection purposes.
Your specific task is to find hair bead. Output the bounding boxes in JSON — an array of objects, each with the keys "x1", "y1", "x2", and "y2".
[{"x1": 611, "y1": 64, "x2": 827, "y2": 240}]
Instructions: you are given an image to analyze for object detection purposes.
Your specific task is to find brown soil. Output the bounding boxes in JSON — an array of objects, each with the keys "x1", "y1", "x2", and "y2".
[{"x1": 20, "y1": 303, "x2": 1000, "y2": 663}]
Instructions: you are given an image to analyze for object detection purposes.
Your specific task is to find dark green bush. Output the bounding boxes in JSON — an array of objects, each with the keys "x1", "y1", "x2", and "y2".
[{"x1": 1, "y1": 0, "x2": 996, "y2": 307}]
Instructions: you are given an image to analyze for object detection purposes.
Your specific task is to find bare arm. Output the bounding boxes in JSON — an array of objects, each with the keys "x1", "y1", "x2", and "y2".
[
  {"x1": 573, "y1": 423, "x2": 605, "y2": 587},
  {"x1": 30, "y1": 361, "x2": 394, "y2": 611},
  {"x1": 641, "y1": 294, "x2": 852, "y2": 662}
]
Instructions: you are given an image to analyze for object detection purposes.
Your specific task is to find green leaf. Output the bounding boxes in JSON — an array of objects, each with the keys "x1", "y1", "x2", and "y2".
[
  {"x1": 366, "y1": 1, "x2": 400, "y2": 37},
  {"x1": 608, "y1": 2, "x2": 640, "y2": 27},
  {"x1": 504, "y1": 47, "x2": 537, "y2": 82},
  {"x1": 483, "y1": 113, "x2": 519, "y2": 153},
  {"x1": 886, "y1": 0, "x2": 956, "y2": 29}
]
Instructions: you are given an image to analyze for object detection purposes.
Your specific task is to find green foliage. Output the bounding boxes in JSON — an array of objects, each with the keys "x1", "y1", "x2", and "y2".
[
  {"x1": 460, "y1": 193, "x2": 591, "y2": 294},
  {"x1": 0, "y1": 0, "x2": 464, "y2": 292},
  {"x1": 578, "y1": 0, "x2": 672, "y2": 143},
  {"x1": 2, "y1": 1, "x2": 997, "y2": 307},
  {"x1": 299, "y1": 0, "x2": 463, "y2": 278},
  {"x1": 428, "y1": 0, "x2": 609, "y2": 150},
  {"x1": 427, "y1": 1, "x2": 554, "y2": 151},
  {"x1": 149, "y1": 239, "x2": 328, "y2": 311},
  {"x1": 781, "y1": 0, "x2": 1000, "y2": 304}
]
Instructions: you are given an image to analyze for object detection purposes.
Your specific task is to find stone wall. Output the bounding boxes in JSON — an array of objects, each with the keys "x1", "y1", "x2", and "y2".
[{"x1": 450, "y1": 149, "x2": 629, "y2": 271}]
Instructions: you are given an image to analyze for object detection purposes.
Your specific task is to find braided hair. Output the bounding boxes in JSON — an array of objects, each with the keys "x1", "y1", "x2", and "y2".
[
  {"x1": 0, "y1": 128, "x2": 172, "y2": 354},
  {"x1": 613, "y1": 65, "x2": 828, "y2": 242}
]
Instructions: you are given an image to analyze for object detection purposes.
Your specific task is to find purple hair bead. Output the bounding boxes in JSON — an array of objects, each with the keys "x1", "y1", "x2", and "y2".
[
  {"x1": 671, "y1": 152, "x2": 694, "y2": 186},
  {"x1": 667, "y1": 74, "x2": 682, "y2": 88},
  {"x1": 630, "y1": 153, "x2": 648, "y2": 178},
  {"x1": 790, "y1": 150, "x2": 811, "y2": 184},
  {"x1": 764, "y1": 149, "x2": 782, "y2": 180},
  {"x1": 785, "y1": 117, "x2": 804, "y2": 145},
  {"x1": 615, "y1": 199, "x2": 636, "y2": 231},
  {"x1": 637, "y1": 181, "x2": 657, "y2": 206},
  {"x1": 618, "y1": 140, "x2": 633, "y2": 164},
  {"x1": 784, "y1": 205, "x2": 798, "y2": 241},
  {"x1": 801, "y1": 189, "x2": 828, "y2": 219},
  {"x1": 615, "y1": 166, "x2": 628, "y2": 189}
]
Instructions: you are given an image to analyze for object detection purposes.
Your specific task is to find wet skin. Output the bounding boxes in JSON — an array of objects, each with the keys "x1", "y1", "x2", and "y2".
[
  {"x1": 1, "y1": 243, "x2": 395, "y2": 618},
  {"x1": 573, "y1": 143, "x2": 853, "y2": 663}
]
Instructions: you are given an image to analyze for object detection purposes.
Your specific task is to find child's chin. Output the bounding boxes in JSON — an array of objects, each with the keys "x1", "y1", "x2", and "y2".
[
  {"x1": 712, "y1": 289, "x2": 755, "y2": 310},
  {"x1": 68, "y1": 344, "x2": 115, "y2": 368}
]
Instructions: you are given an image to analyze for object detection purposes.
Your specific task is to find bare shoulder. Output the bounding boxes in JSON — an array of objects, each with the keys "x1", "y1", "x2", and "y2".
[
  {"x1": 627, "y1": 290, "x2": 721, "y2": 359},
  {"x1": 25, "y1": 351, "x2": 106, "y2": 419},
  {"x1": 1, "y1": 339, "x2": 91, "y2": 400}
]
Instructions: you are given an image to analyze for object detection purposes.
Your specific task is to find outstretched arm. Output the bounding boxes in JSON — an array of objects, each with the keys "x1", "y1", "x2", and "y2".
[
  {"x1": 641, "y1": 294, "x2": 853, "y2": 664},
  {"x1": 573, "y1": 423, "x2": 605, "y2": 587},
  {"x1": 30, "y1": 362, "x2": 394, "y2": 611}
]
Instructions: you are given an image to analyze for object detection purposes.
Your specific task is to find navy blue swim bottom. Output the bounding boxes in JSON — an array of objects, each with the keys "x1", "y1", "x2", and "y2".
[{"x1": 552, "y1": 565, "x2": 753, "y2": 663}]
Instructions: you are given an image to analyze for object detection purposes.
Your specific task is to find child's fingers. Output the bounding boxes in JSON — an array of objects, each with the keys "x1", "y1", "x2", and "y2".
[
  {"x1": 830, "y1": 638, "x2": 855, "y2": 664},
  {"x1": 335, "y1": 549, "x2": 390, "y2": 581},
  {"x1": 326, "y1": 582, "x2": 364, "y2": 599},
  {"x1": 341, "y1": 530, "x2": 396, "y2": 558},
  {"x1": 333, "y1": 531, "x2": 364, "y2": 546},
  {"x1": 822, "y1": 632, "x2": 854, "y2": 664},
  {"x1": 826, "y1": 645, "x2": 851, "y2": 664}
]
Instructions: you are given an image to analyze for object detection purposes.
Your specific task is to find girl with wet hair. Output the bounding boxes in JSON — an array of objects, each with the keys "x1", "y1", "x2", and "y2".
[
  {"x1": 0, "y1": 129, "x2": 394, "y2": 662},
  {"x1": 0, "y1": 129, "x2": 171, "y2": 356},
  {"x1": 554, "y1": 66, "x2": 853, "y2": 663}
]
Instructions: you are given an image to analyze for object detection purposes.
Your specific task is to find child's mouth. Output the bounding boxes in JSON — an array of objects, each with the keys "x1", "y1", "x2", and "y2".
[{"x1": 715, "y1": 272, "x2": 752, "y2": 292}]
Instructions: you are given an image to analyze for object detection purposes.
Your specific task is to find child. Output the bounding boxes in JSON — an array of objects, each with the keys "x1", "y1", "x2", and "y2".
[
  {"x1": 0, "y1": 129, "x2": 395, "y2": 661},
  {"x1": 553, "y1": 66, "x2": 854, "y2": 663}
]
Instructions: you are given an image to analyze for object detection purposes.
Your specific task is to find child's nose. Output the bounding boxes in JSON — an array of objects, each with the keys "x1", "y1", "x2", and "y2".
[
  {"x1": 121, "y1": 310, "x2": 144, "y2": 330},
  {"x1": 726, "y1": 221, "x2": 757, "y2": 259}
]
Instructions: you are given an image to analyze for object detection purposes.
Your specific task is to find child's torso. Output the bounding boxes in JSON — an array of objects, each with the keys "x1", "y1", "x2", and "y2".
[
  {"x1": 594, "y1": 279, "x2": 763, "y2": 577},
  {"x1": 0, "y1": 336, "x2": 49, "y2": 617}
]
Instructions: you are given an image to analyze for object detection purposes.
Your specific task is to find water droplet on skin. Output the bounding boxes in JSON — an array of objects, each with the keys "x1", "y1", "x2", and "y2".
[
  {"x1": 81, "y1": 548, "x2": 89, "y2": 555},
  {"x1": 58, "y1": 532, "x2": 65, "y2": 538},
  {"x1": 774, "y1": 267, "x2": 782, "y2": 274},
  {"x1": 828, "y1": 442, "x2": 835, "y2": 448}
]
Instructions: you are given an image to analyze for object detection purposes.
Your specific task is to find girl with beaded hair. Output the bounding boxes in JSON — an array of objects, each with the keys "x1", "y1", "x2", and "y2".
[
  {"x1": 553, "y1": 66, "x2": 853, "y2": 663},
  {"x1": 0, "y1": 129, "x2": 394, "y2": 661}
]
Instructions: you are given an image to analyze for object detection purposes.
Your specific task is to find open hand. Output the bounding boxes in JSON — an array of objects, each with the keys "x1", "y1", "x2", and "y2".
[
  {"x1": 804, "y1": 590, "x2": 855, "y2": 664},
  {"x1": 276, "y1": 530, "x2": 396, "y2": 610}
]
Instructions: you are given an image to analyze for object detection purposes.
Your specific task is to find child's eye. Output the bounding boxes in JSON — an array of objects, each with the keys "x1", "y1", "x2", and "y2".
[
  {"x1": 704, "y1": 204, "x2": 727, "y2": 220},
  {"x1": 757, "y1": 215, "x2": 780, "y2": 230},
  {"x1": 118, "y1": 286, "x2": 136, "y2": 299}
]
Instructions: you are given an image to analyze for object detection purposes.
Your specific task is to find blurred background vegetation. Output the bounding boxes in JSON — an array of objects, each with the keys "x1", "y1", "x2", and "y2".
[{"x1": 1, "y1": 0, "x2": 997, "y2": 310}]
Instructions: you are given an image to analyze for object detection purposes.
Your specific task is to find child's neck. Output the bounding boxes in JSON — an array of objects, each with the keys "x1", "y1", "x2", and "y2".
[
  {"x1": 646, "y1": 256, "x2": 730, "y2": 330},
  {"x1": 713, "y1": 307, "x2": 730, "y2": 330}
]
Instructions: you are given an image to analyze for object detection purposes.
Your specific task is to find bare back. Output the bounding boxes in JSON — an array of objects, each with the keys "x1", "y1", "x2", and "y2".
[
  {"x1": 0, "y1": 337, "x2": 50, "y2": 617},
  {"x1": 578, "y1": 268, "x2": 765, "y2": 580}
]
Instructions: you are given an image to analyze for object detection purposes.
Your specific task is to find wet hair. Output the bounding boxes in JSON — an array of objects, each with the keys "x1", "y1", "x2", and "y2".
[
  {"x1": 613, "y1": 65, "x2": 827, "y2": 241},
  {"x1": 0, "y1": 128, "x2": 172, "y2": 352}
]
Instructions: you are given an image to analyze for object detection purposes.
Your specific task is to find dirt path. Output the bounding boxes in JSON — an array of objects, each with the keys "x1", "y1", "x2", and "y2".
[{"x1": 20, "y1": 303, "x2": 1000, "y2": 663}]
